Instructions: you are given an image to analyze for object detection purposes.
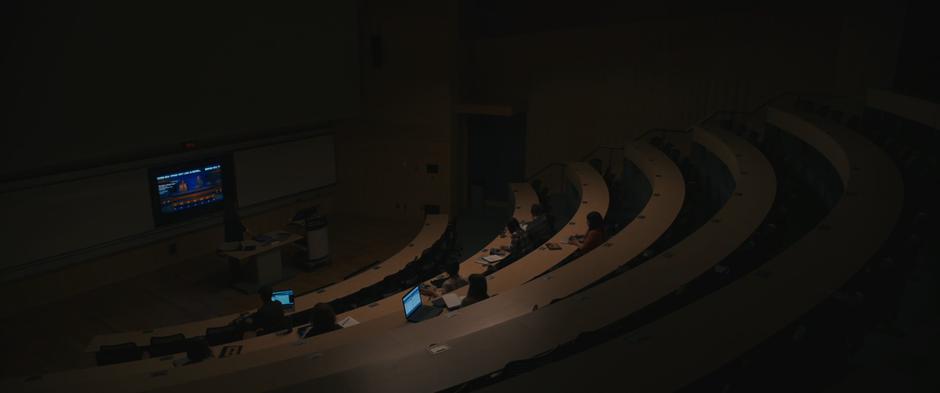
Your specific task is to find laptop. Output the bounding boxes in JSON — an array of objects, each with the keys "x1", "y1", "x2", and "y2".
[
  {"x1": 402, "y1": 286, "x2": 443, "y2": 323},
  {"x1": 271, "y1": 289, "x2": 295, "y2": 312}
]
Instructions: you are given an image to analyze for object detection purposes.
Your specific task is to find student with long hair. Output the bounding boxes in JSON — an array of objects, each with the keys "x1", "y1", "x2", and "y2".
[{"x1": 461, "y1": 274, "x2": 490, "y2": 307}]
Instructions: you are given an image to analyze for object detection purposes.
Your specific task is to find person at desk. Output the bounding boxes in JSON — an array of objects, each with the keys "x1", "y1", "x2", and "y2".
[
  {"x1": 504, "y1": 217, "x2": 530, "y2": 256},
  {"x1": 461, "y1": 274, "x2": 490, "y2": 307},
  {"x1": 421, "y1": 262, "x2": 467, "y2": 297},
  {"x1": 304, "y1": 303, "x2": 342, "y2": 338},
  {"x1": 570, "y1": 211, "x2": 606, "y2": 255},
  {"x1": 241, "y1": 286, "x2": 288, "y2": 334},
  {"x1": 526, "y1": 204, "x2": 553, "y2": 245},
  {"x1": 487, "y1": 218, "x2": 530, "y2": 273},
  {"x1": 223, "y1": 205, "x2": 251, "y2": 243}
]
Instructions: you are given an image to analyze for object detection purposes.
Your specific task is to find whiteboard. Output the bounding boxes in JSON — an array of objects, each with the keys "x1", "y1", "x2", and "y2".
[
  {"x1": 234, "y1": 135, "x2": 336, "y2": 207},
  {"x1": 0, "y1": 134, "x2": 336, "y2": 275},
  {"x1": 0, "y1": 169, "x2": 154, "y2": 272}
]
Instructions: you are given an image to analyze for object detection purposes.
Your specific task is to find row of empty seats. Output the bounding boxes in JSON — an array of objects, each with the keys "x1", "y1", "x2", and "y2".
[{"x1": 471, "y1": 102, "x2": 903, "y2": 392}]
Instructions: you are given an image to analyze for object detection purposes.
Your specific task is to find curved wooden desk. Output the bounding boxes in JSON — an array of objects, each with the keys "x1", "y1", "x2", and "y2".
[
  {"x1": 478, "y1": 108, "x2": 902, "y2": 392},
  {"x1": 85, "y1": 214, "x2": 450, "y2": 351},
  {"x1": 187, "y1": 183, "x2": 539, "y2": 356},
  {"x1": 4, "y1": 167, "x2": 599, "y2": 391},
  {"x1": 107, "y1": 157, "x2": 642, "y2": 392},
  {"x1": 271, "y1": 128, "x2": 775, "y2": 392},
  {"x1": 8, "y1": 163, "x2": 611, "y2": 392},
  {"x1": 4, "y1": 188, "x2": 537, "y2": 389},
  {"x1": 199, "y1": 164, "x2": 605, "y2": 354}
]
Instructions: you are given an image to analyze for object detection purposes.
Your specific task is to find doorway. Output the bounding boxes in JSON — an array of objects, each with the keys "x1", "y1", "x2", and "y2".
[{"x1": 466, "y1": 113, "x2": 526, "y2": 209}]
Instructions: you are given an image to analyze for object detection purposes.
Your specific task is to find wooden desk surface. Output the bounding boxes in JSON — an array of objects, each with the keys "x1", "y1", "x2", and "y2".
[
  {"x1": 190, "y1": 182, "x2": 538, "y2": 356},
  {"x1": 6, "y1": 164, "x2": 611, "y2": 392},
  {"x1": 217, "y1": 232, "x2": 303, "y2": 261},
  {"x1": 475, "y1": 108, "x2": 902, "y2": 392},
  {"x1": 220, "y1": 165, "x2": 607, "y2": 352},
  {"x1": 227, "y1": 128, "x2": 773, "y2": 393},
  {"x1": 33, "y1": 188, "x2": 533, "y2": 388},
  {"x1": 84, "y1": 214, "x2": 450, "y2": 352},
  {"x1": 24, "y1": 158, "x2": 667, "y2": 393}
]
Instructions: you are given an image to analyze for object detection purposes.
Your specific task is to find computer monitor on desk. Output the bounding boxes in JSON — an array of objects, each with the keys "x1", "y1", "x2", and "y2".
[{"x1": 272, "y1": 289, "x2": 294, "y2": 311}]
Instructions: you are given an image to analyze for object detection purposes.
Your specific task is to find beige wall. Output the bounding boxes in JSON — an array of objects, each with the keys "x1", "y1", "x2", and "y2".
[
  {"x1": 833, "y1": 1, "x2": 906, "y2": 97},
  {"x1": 0, "y1": 191, "x2": 333, "y2": 313},
  {"x1": 333, "y1": 0, "x2": 458, "y2": 221},
  {"x1": 332, "y1": 3, "x2": 906, "y2": 218},
  {"x1": 465, "y1": 11, "x2": 865, "y2": 177},
  {"x1": 1, "y1": 0, "x2": 461, "y2": 307}
]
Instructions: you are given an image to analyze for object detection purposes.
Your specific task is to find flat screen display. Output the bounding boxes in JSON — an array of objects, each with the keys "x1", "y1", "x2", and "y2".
[
  {"x1": 402, "y1": 286, "x2": 422, "y2": 318},
  {"x1": 272, "y1": 289, "x2": 294, "y2": 309},
  {"x1": 149, "y1": 158, "x2": 230, "y2": 225}
]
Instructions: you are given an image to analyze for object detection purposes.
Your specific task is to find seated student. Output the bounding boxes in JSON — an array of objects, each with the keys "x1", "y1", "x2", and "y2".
[
  {"x1": 525, "y1": 204, "x2": 554, "y2": 245},
  {"x1": 502, "y1": 217, "x2": 530, "y2": 256},
  {"x1": 571, "y1": 211, "x2": 606, "y2": 255},
  {"x1": 461, "y1": 274, "x2": 490, "y2": 307},
  {"x1": 488, "y1": 218, "x2": 530, "y2": 273},
  {"x1": 421, "y1": 262, "x2": 467, "y2": 297},
  {"x1": 304, "y1": 303, "x2": 342, "y2": 338},
  {"x1": 244, "y1": 286, "x2": 288, "y2": 334}
]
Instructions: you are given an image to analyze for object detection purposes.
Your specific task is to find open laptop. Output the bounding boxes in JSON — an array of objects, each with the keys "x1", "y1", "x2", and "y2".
[
  {"x1": 271, "y1": 289, "x2": 295, "y2": 312},
  {"x1": 402, "y1": 286, "x2": 443, "y2": 323}
]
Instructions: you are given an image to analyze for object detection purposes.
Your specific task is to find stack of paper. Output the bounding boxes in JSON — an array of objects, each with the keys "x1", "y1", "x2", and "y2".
[
  {"x1": 442, "y1": 293, "x2": 465, "y2": 309},
  {"x1": 481, "y1": 254, "x2": 507, "y2": 263},
  {"x1": 338, "y1": 316, "x2": 360, "y2": 328}
]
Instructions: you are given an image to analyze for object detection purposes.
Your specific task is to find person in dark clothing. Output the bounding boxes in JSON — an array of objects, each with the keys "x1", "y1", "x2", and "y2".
[
  {"x1": 421, "y1": 262, "x2": 467, "y2": 297},
  {"x1": 488, "y1": 218, "x2": 531, "y2": 273},
  {"x1": 574, "y1": 211, "x2": 606, "y2": 255},
  {"x1": 503, "y1": 217, "x2": 531, "y2": 256},
  {"x1": 526, "y1": 204, "x2": 553, "y2": 245},
  {"x1": 223, "y1": 206, "x2": 248, "y2": 243},
  {"x1": 550, "y1": 211, "x2": 607, "y2": 273},
  {"x1": 248, "y1": 286, "x2": 288, "y2": 334},
  {"x1": 304, "y1": 303, "x2": 342, "y2": 338},
  {"x1": 461, "y1": 274, "x2": 490, "y2": 307}
]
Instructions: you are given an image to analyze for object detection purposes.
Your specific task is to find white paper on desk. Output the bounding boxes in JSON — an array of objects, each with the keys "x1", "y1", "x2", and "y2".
[
  {"x1": 442, "y1": 293, "x2": 465, "y2": 309},
  {"x1": 481, "y1": 254, "x2": 507, "y2": 263},
  {"x1": 474, "y1": 259, "x2": 493, "y2": 267},
  {"x1": 338, "y1": 316, "x2": 360, "y2": 328}
]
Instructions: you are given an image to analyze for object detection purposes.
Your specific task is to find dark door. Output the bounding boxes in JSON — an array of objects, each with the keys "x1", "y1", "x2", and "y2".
[{"x1": 466, "y1": 113, "x2": 526, "y2": 208}]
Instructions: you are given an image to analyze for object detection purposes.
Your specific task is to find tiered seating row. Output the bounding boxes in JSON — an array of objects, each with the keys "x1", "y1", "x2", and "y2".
[
  {"x1": 242, "y1": 129, "x2": 773, "y2": 392},
  {"x1": 477, "y1": 107, "x2": 901, "y2": 392},
  {"x1": 86, "y1": 214, "x2": 452, "y2": 351},
  {"x1": 9, "y1": 165, "x2": 611, "y2": 392}
]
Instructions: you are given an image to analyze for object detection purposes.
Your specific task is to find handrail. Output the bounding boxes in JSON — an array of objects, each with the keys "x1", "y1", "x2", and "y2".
[
  {"x1": 525, "y1": 162, "x2": 567, "y2": 182},
  {"x1": 532, "y1": 92, "x2": 851, "y2": 186},
  {"x1": 632, "y1": 128, "x2": 690, "y2": 142},
  {"x1": 579, "y1": 146, "x2": 624, "y2": 162},
  {"x1": 697, "y1": 91, "x2": 852, "y2": 126}
]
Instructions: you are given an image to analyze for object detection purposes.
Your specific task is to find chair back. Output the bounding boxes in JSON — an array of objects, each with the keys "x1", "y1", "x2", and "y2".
[
  {"x1": 148, "y1": 333, "x2": 187, "y2": 357},
  {"x1": 96, "y1": 342, "x2": 143, "y2": 366},
  {"x1": 205, "y1": 325, "x2": 244, "y2": 346}
]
